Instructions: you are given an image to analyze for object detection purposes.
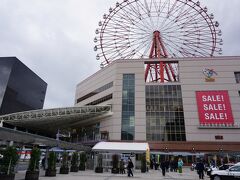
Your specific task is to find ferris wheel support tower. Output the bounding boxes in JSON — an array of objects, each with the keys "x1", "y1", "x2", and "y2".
[{"x1": 146, "y1": 30, "x2": 177, "y2": 83}]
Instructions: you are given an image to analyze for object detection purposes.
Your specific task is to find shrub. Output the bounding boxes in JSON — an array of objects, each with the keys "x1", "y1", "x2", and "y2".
[
  {"x1": 27, "y1": 147, "x2": 41, "y2": 172},
  {"x1": 79, "y1": 152, "x2": 86, "y2": 169},
  {"x1": 0, "y1": 146, "x2": 19, "y2": 175},
  {"x1": 71, "y1": 152, "x2": 79, "y2": 167},
  {"x1": 111, "y1": 154, "x2": 119, "y2": 174},
  {"x1": 47, "y1": 152, "x2": 56, "y2": 171},
  {"x1": 141, "y1": 153, "x2": 147, "y2": 173},
  {"x1": 70, "y1": 152, "x2": 79, "y2": 172},
  {"x1": 97, "y1": 154, "x2": 103, "y2": 168},
  {"x1": 95, "y1": 154, "x2": 103, "y2": 173},
  {"x1": 61, "y1": 151, "x2": 69, "y2": 169},
  {"x1": 112, "y1": 154, "x2": 119, "y2": 169}
]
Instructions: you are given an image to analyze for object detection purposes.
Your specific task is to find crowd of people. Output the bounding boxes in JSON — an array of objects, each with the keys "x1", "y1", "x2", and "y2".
[
  {"x1": 119, "y1": 158, "x2": 134, "y2": 177},
  {"x1": 150, "y1": 157, "x2": 210, "y2": 179},
  {"x1": 150, "y1": 158, "x2": 184, "y2": 175},
  {"x1": 118, "y1": 157, "x2": 186, "y2": 178}
]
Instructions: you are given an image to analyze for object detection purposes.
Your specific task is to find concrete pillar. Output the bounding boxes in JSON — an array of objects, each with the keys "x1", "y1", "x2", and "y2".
[
  {"x1": 45, "y1": 147, "x2": 49, "y2": 169},
  {"x1": 0, "y1": 120, "x2": 3, "y2": 127},
  {"x1": 9, "y1": 140, "x2": 14, "y2": 146}
]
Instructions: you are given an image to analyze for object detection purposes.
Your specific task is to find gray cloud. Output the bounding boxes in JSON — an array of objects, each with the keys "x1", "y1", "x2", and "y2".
[{"x1": 0, "y1": 0, "x2": 239, "y2": 108}]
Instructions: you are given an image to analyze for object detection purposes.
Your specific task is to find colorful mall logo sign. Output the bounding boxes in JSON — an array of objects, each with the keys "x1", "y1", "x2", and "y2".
[
  {"x1": 202, "y1": 68, "x2": 217, "y2": 82},
  {"x1": 196, "y1": 91, "x2": 234, "y2": 125}
]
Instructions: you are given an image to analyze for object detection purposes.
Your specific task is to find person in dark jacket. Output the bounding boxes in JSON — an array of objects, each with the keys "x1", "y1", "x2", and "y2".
[
  {"x1": 196, "y1": 160, "x2": 205, "y2": 179},
  {"x1": 174, "y1": 160, "x2": 178, "y2": 172},
  {"x1": 170, "y1": 159, "x2": 174, "y2": 172},
  {"x1": 150, "y1": 159, "x2": 153, "y2": 169},
  {"x1": 127, "y1": 158, "x2": 134, "y2": 177},
  {"x1": 160, "y1": 160, "x2": 166, "y2": 176},
  {"x1": 165, "y1": 160, "x2": 170, "y2": 172},
  {"x1": 41, "y1": 157, "x2": 46, "y2": 170}
]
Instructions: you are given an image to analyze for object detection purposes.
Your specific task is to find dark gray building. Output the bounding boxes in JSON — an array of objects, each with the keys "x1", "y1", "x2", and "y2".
[{"x1": 0, "y1": 57, "x2": 47, "y2": 115}]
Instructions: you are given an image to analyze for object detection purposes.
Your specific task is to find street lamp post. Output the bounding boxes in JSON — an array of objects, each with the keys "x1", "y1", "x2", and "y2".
[
  {"x1": 164, "y1": 147, "x2": 168, "y2": 161},
  {"x1": 192, "y1": 147, "x2": 195, "y2": 163}
]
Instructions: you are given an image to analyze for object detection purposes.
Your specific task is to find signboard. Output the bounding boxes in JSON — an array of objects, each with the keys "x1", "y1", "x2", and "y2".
[
  {"x1": 196, "y1": 91, "x2": 234, "y2": 125},
  {"x1": 202, "y1": 68, "x2": 217, "y2": 82},
  {"x1": 146, "y1": 148, "x2": 150, "y2": 163}
]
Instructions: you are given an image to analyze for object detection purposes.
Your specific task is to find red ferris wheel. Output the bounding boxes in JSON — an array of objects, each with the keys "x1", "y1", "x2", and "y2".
[{"x1": 94, "y1": 0, "x2": 223, "y2": 82}]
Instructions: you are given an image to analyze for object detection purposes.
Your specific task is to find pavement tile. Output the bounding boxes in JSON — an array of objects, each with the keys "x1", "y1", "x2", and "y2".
[{"x1": 16, "y1": 168, "x2": 209, "y2": 180}]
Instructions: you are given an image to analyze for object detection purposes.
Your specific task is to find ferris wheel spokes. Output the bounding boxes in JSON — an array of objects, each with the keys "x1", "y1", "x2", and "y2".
[{"x1": 95, "y1": 0, "x2": 223, "y2": 79}]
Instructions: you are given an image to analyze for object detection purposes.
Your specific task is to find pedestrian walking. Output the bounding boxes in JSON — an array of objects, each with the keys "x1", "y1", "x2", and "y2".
[
  {"x1": 160, "y1": 160, "x2": 166, "y2": 176},
  {"x1": 165, "y1": 159, "x2": 170, "y2": 172},
  {"x1": 120, "y1": 159, "x2": 125, "y2": 174},
  {"x1": 150, "y1": 159, "x2": 153, "y2": 169},
  {"x1": 153, "y1": 159, "x2": 158, "y2": 170},
  {"x1": 178, "y1": 158, "x2": 183, "y2": 173},
  {"x1": 196, "y1": 160, "x2": 205, "y2": 179},
  {"x1": 174, "y1": 160, "x2": 178, "y2": 172},
  {"x1": 170, "y1": 159, "x2": 174, "y2": 172},
  {"x1": 41, "y1": 157, "x2": 46, "y2": 170},
  {"x1": 127, "y1": 158, "x2": 134, "y2": 177}
]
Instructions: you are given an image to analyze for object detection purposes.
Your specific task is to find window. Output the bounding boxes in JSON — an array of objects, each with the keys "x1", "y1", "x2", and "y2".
[
  {"x1": 77, "y1": 82, "x2": 113, "y2": 103},
  {"x1": 86, "y1": 94, "x2": 112, "y2": 105},
  {"x1": 215, "y1": 135, "x2": 223, "y2": 140},
  {"x1": 234, "y1": 72, "x2": 240, "y2": 83},
  {"x1": 121, "y1": 74, "x2": 135, "y2": 140},
  {"x1": 229, "y1": 166, "x2": 240, "y2": 172},
  {"x1": 146, "y1": 85, "x2": 186, "y2": 141}
]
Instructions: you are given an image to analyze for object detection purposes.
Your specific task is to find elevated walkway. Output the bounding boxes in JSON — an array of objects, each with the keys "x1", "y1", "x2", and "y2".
[
  {"x1": 0, "y1": 106, "x2": 112, "y2": 150},
  {"x1": 0, "y1": 126, "x2": 90, "y2": 151},
  {"x1": 0, "y1": 106, "x2": 112, "y2": 134}
]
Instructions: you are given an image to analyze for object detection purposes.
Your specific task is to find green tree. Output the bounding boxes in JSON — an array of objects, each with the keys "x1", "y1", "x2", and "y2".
[
  {"x1": 47, "y1": 152, "x2": 56, "y2": 171},
  {"x1": 79, "y1": 152, "x2": 87, "y2": 170},
  {"x1": 0, "y1": 146, "x2": 19, "y2": 175},
  {"x1": 28, "y1": 147, "x2": 41, "y2": 172}
]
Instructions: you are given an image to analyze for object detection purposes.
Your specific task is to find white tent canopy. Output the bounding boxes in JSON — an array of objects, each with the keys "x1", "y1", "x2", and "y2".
[{"x1": 92, "y1": 142, "x2": 149, "y2": 153}]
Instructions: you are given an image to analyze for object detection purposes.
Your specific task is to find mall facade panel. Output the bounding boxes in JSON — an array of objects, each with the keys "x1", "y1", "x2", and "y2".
[
  {"x1": 75, "y1": 56, "x2": 240, "y2": 152},
  {"x1": 0, "y1": 57, "x2": 47, "y2": 115}
]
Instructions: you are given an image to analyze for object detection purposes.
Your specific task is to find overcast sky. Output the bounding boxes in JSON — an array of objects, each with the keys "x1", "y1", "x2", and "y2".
[{"x1": 0, "y1": 0, "x2": 239, "y2": 109}]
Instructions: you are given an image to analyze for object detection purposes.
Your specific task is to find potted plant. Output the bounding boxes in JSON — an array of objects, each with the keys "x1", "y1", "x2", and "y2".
[
  {"x1": 95, "y1": 154, "x2": 103, "y2": 173},
  {"x1": 45, "y1": 151, "x2": 57, "y2": 177},
  {"x1": 0, "y1": 146, "x2": 19, "y2": 180},
  {"x1": 25, "y1": 147, "x2": 41, "y2": 180},
  {"x1": 111, "y1": 154, "x2": 119, "y2": 174},
  {"x1": 79, "y1": 152, "x2": 86, "y2": 171},
  {"x1": 141, "y1": 153, "x2": 147, "y2": 173},
  {"x1": 60, "y1": 151, "x2": 69, "y2": 174},
  {"x1": 70, "y1": 152, "x2": 79, "y2": 172}
]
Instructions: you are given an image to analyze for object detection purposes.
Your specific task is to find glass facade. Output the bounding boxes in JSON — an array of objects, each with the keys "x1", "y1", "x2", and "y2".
[
  {"x1": 121, "y1": 74, "x2": 135, "y2": 140},
  {"x1": 74, "y1": 123, "x2": 100, "y2": 142},
  {"x1": 0, "y1": 57, "x2": 47, "y2": 115},
  {"x1": 146, "y1": 85, "x2": 186, "y2": 141},
  {"x1": 0, "y1": 59, "x2": 14, "y2": 107}
]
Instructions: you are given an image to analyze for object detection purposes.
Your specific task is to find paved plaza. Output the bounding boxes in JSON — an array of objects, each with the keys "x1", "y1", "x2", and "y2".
[{"x1": 15, "y1": 168, "x2": 210, "y2": 180}]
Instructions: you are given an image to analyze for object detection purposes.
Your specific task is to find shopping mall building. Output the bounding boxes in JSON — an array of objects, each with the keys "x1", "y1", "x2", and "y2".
[
  {"x1": 75, "y1": 56, "x2": 240, "y2": 154},
  {"x1": 1, "y1": 56, "x2": 240, "y2": 165}
]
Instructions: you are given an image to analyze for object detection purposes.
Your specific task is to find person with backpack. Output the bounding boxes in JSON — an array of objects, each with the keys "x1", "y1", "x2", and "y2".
[{"x1": 127, "y1": 158, "x2": 134, "y2": 177}]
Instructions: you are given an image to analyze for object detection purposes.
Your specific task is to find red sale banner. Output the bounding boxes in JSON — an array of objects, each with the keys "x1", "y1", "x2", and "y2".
[{"x1": 196, "y1": 91, "x2": 234, "y2": 125}]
